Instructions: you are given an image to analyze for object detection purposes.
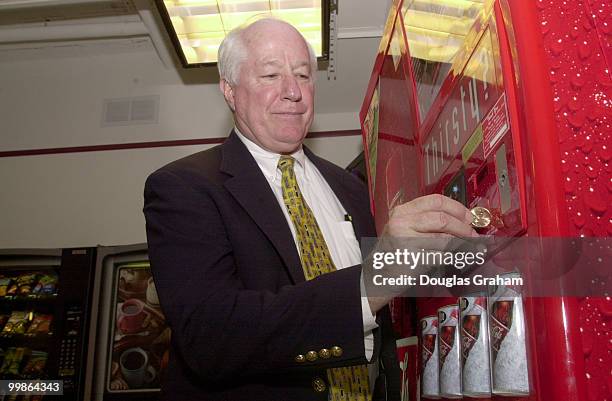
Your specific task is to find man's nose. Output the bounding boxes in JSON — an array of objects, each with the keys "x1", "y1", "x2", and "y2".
[{"x1": 281, "y1": 75, "x2": 302, "y2": 102}]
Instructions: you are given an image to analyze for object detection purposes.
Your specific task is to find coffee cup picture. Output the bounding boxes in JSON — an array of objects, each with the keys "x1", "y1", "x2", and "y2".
[
  {"x1": 118, "y1": 298, "x2": 148, "y2": 334},
  {"x1": 120, "y1": 347, "x2": 149, "y2": 388},
  {"x1": 109, "y1": 264, "x2": 171, "y2": 393}
]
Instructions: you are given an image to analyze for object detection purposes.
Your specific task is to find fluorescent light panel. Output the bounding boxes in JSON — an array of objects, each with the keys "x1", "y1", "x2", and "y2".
[
  {"x1": 158, "y1": 0, "x2": 323, "y2": 66},
  {"x1": 403, "y1": 0, "x2": 485, "y2": 63}
]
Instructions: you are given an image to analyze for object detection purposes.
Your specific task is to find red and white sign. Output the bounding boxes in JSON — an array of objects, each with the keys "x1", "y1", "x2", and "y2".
[{"x1": 482, "y1": 93, "x2": 510, "y2": 158}]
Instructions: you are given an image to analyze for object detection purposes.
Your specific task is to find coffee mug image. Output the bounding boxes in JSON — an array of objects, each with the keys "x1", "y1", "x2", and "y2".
[
  {"x1": 120, "y1": 347, "x2": 150, "y2": 388},
  {"x1": 118, "y1": 298, "x2": 149, "y2": 334}
]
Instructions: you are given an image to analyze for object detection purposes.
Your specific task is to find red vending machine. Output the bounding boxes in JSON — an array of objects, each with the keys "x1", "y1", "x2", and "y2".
[{"x1": 360, "y1": 0, "x2": 610, "y2": 400}]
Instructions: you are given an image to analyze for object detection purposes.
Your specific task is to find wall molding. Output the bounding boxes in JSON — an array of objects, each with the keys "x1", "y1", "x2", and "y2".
[{"x1": 0, "y1": 129, "x2": 361, "y2": 158}]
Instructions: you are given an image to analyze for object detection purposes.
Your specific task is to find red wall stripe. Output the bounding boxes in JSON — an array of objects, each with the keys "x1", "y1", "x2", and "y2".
[{"x1": 0, "y1": 130, "x2": 360, "y2": 158}]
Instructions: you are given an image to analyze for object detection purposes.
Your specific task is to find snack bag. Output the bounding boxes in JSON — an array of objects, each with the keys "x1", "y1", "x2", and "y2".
[
  {"x1": 17, "y1": 273, "x2": 38, "y2": 296},
  {"x1": 22, "y1": 350, "x2": 48, "y2": 377},
  {"x1": 0, "y1": 314, "x2": 10, "y2": 332},
  {"x1": 33, "y1": 273, "x2": 58, "y2": 295},
  {"x1": 2, "y1": 311, "x2": 31, "y2": 335},
  {"x1": 0, "y1": 347, "x2": 16, "y2": 374},
  {"x1": 26, "y1": 315, "x2": 53, "y2": 336},
  {"x1": 0, "y1": 277, "x2": 12, "y2": 297},
  {"x1": 9, "y1": 347, "x2": 27, "y2": 376},
  {"x1": 0, "y1": 347, "x2": 27, "y2": 377},
  {"x1": 6, "y1": 278, "x2": 18, "y2": 296}
]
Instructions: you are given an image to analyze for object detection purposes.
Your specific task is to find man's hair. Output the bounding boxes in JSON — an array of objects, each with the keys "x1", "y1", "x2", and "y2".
[{"x1": 217, "y1": 17, "x2": 317, "y2": 86}]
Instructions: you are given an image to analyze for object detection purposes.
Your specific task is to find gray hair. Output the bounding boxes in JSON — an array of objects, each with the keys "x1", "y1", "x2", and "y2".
[{"x1": 217, "y1": 17, "x2": 317, "y2": 86}]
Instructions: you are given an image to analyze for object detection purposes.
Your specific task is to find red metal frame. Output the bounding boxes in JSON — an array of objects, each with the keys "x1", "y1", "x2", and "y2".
[{"x1": 360, "y1": 0, "x2": 611, "y2": 399}]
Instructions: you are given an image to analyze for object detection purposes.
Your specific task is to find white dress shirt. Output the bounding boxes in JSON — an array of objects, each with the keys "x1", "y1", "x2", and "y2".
[{"x1": 234, "y1": 130, "x2": 379, "y2": 368}]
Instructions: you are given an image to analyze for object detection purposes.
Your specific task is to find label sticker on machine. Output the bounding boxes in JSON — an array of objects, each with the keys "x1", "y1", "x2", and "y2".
[{"x1": 482, "y1": 93, "x2": 510, "y2": 158}]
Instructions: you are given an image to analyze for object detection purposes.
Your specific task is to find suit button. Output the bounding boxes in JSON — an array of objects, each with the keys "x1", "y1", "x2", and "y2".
[
  {"x1": 306, "y1": 350, "x2": 318, "y2": 362},
  {"x1": 331, "y1": 346, "x2": 343, "y2": 357},
  {"x1": 318, "y1": 348, "x2": 331, "y2": 359},
  {"x1": 312, "y1": 377, "x2": 327, "y2": 392},
  {"x1": 295, "y1": 354, "x2": 305, "y2": 363}
]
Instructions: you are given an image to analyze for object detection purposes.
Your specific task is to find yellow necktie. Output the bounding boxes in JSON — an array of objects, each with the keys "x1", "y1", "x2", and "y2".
[{"x1": 278, "y1": 156, "x2": 372, "y2": 401}]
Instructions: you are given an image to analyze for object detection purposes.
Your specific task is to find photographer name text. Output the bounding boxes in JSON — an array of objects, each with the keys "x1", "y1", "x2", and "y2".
[{"x1": 372, "y1": 274, "x2": 523, "y2": 287}]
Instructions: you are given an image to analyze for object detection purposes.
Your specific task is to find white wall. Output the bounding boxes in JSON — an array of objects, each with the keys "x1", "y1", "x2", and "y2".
[
  {"x1": 0, "y1": 135, "x2": 362, "y2": 248},
  {"x1": 0, "y1": 37, "x2": 379, "y2": 151},
  {"x1": 0, "y1": 37, "x2": 376, "y2": 248}
]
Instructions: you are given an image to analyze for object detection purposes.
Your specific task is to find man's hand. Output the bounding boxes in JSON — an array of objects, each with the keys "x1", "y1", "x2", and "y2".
[
  {"x1": 366, "y1": 194, "x2": 477, "y2": 313},
  {"x1": 384, "y1": 194, "x2": 477, "y2": 239}
]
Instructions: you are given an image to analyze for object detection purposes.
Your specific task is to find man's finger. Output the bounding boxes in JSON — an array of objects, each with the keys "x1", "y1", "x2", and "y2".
[
  {"x1": 398, "y1": 194, "x2": 472, "y2": 224},
  {"x1": 400, "y1": 210, "x2": 477, "y2": 238}
]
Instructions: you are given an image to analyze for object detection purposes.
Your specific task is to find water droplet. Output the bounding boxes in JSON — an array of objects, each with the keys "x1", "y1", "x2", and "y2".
[
  {"x1": 574, "y1": 213, "x2": 586, "y2": 227},
  {"x1": 568, "y1": 111, "x2": 586, "y2": 128},
  {"x1": 570, "y1": 25, "x2": 580, "y2": 39},
  {"x1": 568, "y1": 97, "x2": 581, "y2": 111},
  {"x1": 583, "y1": 330, "x2": 594, "y2": 355},
  {"x1": 599, "y1": 298, "x2": 612, "y2": 317},
  {"x1": 551, "y1": 40, "x2": 564, "y2": 55},
  {"x1": 585, "y1": 192, "x2": 607, "y2": 215},
  {"x1": 571, "y1": 73, "x2": 586, "y2": 88},
  {"x1": 600, "y1": 145, "x2": 611, "y2": 162},
  {"x1": 586, "y1": 165, "x2": 599, "y2": 179},
  {"x1": 565, "y1": 178, "x2": 577, "y2": 194},
  {"x1": 579, "y1": 42, "x2": 592, "y2": 59}
]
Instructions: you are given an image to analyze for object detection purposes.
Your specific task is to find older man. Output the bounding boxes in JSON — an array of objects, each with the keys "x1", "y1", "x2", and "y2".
[{"x1": 144, "y1": 18, "x2": 475, "y2": 401}]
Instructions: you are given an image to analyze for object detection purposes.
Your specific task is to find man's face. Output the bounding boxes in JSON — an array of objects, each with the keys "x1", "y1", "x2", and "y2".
[{"x1": 222, "y1": 22, "x2": 315, "y2": 154}]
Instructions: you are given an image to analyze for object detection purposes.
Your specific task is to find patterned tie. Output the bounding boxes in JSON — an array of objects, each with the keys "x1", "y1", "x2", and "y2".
[{"x1": 278, "y1": 156, "x2": 372, "y2": 401}]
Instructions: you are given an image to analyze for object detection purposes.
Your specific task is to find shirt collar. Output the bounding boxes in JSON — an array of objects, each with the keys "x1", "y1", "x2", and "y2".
[{"x1": 234, "y1": 127, "x2": 307, "y2": 181}]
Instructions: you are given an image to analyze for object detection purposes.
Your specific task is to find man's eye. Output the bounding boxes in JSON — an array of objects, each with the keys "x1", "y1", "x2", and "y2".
[
  {"x1": 263, "y1": 74, "x2": 279, "y2": 79},
  {"x1": 297, "y1": 74, "x2": 310, "y2": 80}
]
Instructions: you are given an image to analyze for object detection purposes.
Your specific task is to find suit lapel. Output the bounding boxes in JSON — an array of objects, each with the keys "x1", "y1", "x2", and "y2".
[
  {"x1": 220, "y1": 132, "x2": 375, "y2": 284},
  {"x1": 220, "y1": 132, "x2": 305, "y2": 284}
]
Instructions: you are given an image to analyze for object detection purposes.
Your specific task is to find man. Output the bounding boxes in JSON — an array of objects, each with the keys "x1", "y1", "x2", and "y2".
[{"x1": 143, "y1": 18, "x2": 476, "y2": 401}]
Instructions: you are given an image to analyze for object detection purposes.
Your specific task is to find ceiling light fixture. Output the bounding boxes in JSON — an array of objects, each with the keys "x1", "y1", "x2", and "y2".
[{"x1": 154, "y1": 0, "x2": 330, "y2": 67}]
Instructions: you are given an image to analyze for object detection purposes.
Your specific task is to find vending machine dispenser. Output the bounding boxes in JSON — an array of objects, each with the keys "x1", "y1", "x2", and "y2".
[
  {"x1": 361, "y1": 0, "x2": 610, "y2": 400},
  {"x1": 0, "y1": 248, "x2": 97, "y2": 401}
]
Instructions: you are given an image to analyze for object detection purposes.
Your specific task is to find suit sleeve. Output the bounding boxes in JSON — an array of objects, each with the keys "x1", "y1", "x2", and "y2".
[{"x1": 143, "y1": 169, "x2": 374, "y2": 383}]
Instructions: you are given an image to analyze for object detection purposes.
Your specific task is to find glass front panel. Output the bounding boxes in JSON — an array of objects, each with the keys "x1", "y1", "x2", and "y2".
[
  {"x1": 402, "y1": 0, "x2": 486, "y2": 121},
  {"x1": 106, "y1": 262, "x2": 171, "y2": 393}
]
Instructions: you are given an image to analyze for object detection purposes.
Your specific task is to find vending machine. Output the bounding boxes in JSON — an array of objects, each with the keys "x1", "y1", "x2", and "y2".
[
  {"x1": 360, "y1": 0, "x2": 610, "y2": 400},
  {"x1": 0, "y1": 247, "x2": 97, "y2": 401},
  {"x1": 86, "y1": 244, "x2": 171, "y2": 401}
]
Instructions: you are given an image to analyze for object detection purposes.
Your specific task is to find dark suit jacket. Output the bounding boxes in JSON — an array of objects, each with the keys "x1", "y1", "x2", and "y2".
[{"x1": 143, "y1": 131, "x2": 400, "y2": 401}]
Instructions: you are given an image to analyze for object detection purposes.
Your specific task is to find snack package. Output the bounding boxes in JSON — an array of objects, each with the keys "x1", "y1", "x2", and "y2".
[
  {"x1": 0, "y1": 347, "x2": 15, "y2": 374},
  {"x1": 22, "y1": 350, "x2": 48, "y2": 377},
  {"x1": 33, "y1": 273, "x2": 58, "y2": 295},
  {"x1": 0, "y1": 347, "x2": 26, "y2": 377},
  {"x1": 6, "y1": 278, "x2": 18, "y2": 296},
  {"x1": 9, "y1": 347, "x2": 26, "y2": 376},
  {"x1": 26, "y1": 314, "x2": 53, "y2": 336},
  {"x1": 0, "y1": 314, "x2": 10, "y2": 332},
  {"x1": 2, "y1": 311, "x2": 31, "y2": 335},
  {"x1": 16, "y1": 273, "x2": 38, "y2": 296},
  {"x1": 0, "y1": 277, "x2": 12, "y2": 297}
]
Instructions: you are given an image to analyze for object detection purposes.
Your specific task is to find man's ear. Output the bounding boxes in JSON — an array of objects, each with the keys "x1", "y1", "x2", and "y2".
[{"x1": 220, "y1": 79, "x2": 236, "y2": 112}]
